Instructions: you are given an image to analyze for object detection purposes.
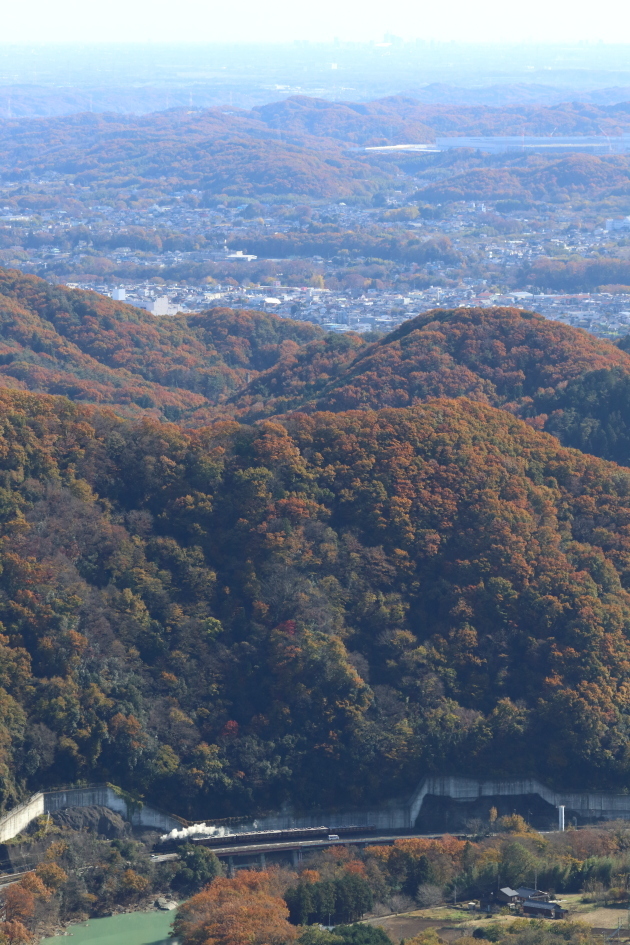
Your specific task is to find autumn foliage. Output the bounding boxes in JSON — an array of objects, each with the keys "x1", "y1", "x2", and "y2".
[
  {"x1": 1, "y1": 278, "x2": 630, "y2": 817},
  {"x1": 0, "y1": 867, "x2": 60, "y2": 943},
  {"x1": 289, "y1": 305, "x2": 630, "y2": 412},
  {"x1": 173, "y1": 870, "x2": 297, "y2": 945},
  {"x1": 0, "y1": 383, "x2": 628, "y2": 814},
  {"x1": 0, "y1": 268, "x2": 320, "y2": 420},
  {"x1": 2, "y1": 99, "x2": 630, "y2": 202}
]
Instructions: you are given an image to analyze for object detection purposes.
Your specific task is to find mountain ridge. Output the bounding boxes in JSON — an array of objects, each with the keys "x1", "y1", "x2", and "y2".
[
  {"x1": 0, "y1": 274, "x2": 628, "y2": 816},
  {"x1": 0, "y1": 267, "x2": 322, "y2": 420},
  {"x1": 0, "y1": 389, "x2": 629, "y2": 815}
]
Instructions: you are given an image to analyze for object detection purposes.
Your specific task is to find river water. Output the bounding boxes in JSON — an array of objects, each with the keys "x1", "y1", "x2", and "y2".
[{"x1": 41, "y1": 910, "x2": 177, "y2": 945}]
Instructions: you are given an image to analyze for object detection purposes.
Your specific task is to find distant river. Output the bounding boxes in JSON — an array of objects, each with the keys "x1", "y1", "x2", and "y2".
[{"x1": 41, "y1": 910, "x2": 176, "y2": 945}]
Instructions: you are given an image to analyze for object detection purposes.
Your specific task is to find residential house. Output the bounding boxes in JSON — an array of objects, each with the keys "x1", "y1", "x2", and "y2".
[
  {"x1": 497, "y1": 888, "x2": 521, "y2": 905},
  {"x1": 515, "y1": 887, "x2": 550, "y2": 902},
  {"x1": 522, "y1": 901, "x2": 567, "y2": 920}
]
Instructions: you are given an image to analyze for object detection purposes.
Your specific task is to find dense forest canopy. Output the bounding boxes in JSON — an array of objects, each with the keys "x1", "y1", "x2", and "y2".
[
  {"x1": 0, "y1": 107, "x2": 397, "y2": 199},
  {"x1": 0, "y1": 268, "x2": 321, "y2": 420},
  {"x1": 231, "y1": 306, "x2": 630, "y2": 432},
  {"x1": 228, "y1": 332, "x2": 369, "y2": 422},
  {"x1": 417, "y1": 154, "x2": 630, "y2": 205},
  {"x1": 2, "y1": 274, "x2": 630, "y2": 819},
  {"x1": 253, "y1": 95, "x2": 630, "y2": 140},
  {"x1": 1, "y1": 390, "x2": 630, "y2": 818},
  {"x1": 6, "y1": 273, "x2": 630, "y2": 471},
  {"x1": 522, "y1": 256, "x2": 630, "y2": 294}
]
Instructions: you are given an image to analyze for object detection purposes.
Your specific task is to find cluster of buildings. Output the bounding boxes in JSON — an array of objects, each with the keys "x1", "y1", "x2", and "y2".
[
  {"x1": 605, "y1": 217, "x2": 630, "y2": 232},
  {"x1": 3, "y1": 173, "x2": 630, "y2": 344},
  {"x1": 69, "y1": 279, "x2": 630, "y2": 342},
  {"x1": 480, "y1": 886, "x2": 568, "y2": 919}
]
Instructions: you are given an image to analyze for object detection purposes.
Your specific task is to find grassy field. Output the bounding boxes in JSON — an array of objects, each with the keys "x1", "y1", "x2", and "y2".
[{"x1": 363, "y1": 897, "x2": 630, "y2": 942}]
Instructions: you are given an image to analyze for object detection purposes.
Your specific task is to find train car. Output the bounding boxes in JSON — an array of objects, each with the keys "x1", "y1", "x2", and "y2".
[
  {"x1": 190, "y1": 826, "x2": 330, "y2": 848},
  {"x1": 189, "y1": 824, "x2": 378, "y2": 848},
  {"x1": 159, "y1": 823, "x2": 378, "y2": 852}
]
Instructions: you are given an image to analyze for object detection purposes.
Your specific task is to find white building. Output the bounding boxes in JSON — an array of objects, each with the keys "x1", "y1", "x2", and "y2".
[
  {"x1": 112, "y1": 287, "x2": 127, "y2": 301},
  {"x1": 225, "y1": 250, "x2": 257, "y2": 261},
  {"x1": 137, "y1": 296, "x2": 177, "y2": 316}
]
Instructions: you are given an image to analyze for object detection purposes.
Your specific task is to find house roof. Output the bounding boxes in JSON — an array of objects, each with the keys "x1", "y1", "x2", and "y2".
[{"x1": 499, "y1": 888, "x2": 519, "y2": 897}]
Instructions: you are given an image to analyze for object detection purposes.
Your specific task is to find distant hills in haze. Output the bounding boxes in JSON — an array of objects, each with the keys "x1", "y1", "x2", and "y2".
[
  {"x1": 2, "y1": 81, "x2": 630, "y2": 120},
  {"x1": 1, "y1": 95, "x2": 630, "y2": 200},
  {"x1": 406, "y1": 83, "x2": 630, "y2": 107}
]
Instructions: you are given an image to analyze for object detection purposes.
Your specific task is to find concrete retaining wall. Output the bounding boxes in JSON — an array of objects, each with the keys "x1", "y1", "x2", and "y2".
[
  {"x1": 5, "y1": 775, "x2": 630, "y2": 844},
  {"x1": 415, "y1": 777, "x2": 630, "y2": 823},
  {"x1": 44, "y1": 786, "x2": 127, "y2": 818},
  {"x1": 0, "y1": 785, "x2": 184, "y2": 843},
  {"x1": 0, "y1": 794, "x2": 45, "y2": 843},
  {"x1": 252, "y1": 804, "x2": 410, "y2": 832},
  {"x1": 248, "y1": 777, "x2": 630, "y2": 833}
]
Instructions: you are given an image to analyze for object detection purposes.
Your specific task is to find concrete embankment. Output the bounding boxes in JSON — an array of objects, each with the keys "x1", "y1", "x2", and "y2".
[
  {"x1": 0, "y1": 784, "x2": 185, "y2": 844},
  {"x1": 3, "y1": 775, "x2": 630, "y2": 846},
  {"x1": 247, "y1": 777, "x2": 630, "y2": 832}
]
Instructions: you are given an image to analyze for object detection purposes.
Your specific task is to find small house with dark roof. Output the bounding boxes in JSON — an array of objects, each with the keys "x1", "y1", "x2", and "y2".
[
  {"x1": 515, "y1": 887, "x2": 550, "y2": 902},
  {"x1": 522, "y1": 900, "x2": 567, "y2": 919},
  {"x1": 497, "y1": 888, "x2": 520, "y2": 904}
]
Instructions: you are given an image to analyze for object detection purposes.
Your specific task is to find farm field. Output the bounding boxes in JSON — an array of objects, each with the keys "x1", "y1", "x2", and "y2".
[{"x1": 363, "y1": 897, "x2": 630, "y2": 940}]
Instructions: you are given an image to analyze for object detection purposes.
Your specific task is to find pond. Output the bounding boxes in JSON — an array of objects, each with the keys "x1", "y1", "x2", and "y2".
[{"x1": 41, "y1": 909, "x2": 177, "y2": 945}]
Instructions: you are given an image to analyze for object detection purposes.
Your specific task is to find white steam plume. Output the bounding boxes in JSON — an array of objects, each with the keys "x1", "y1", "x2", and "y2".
[{"x1": 161, "y1": 821, "x2": 257, "y2": 841}]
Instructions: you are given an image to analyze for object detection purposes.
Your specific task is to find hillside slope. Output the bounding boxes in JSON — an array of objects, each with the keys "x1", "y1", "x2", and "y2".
[
  {"x1": 233, "y1": 305, "x2": 629, "y2": 406},
  {"x1": 0, "y1": 268, "x2": 321, "y2": 419},
  {"x1": 7, "y1": 280, "x2": 630, "y2": 471},
  {"x1": 231, "y1": 306, "x2": 630, "y2": 467},
  {"x1": 224, "y1": 331, "x2": 368, "y2": 422},
  {"x1": 4, "y1": 97, "x2": 630, "y2": 200},
  {"x1": 255, "y1": 95, "x2": 630, "y2": 139},
  {"x1": 1, "y1": 391, "x2": 630, "y2": 816},
  {"x1": 0, "y1": 108, "x2": 396, "y2": 199},
  {"x1": 417, "y1": 154, "x2": 630, "y2": 204}
]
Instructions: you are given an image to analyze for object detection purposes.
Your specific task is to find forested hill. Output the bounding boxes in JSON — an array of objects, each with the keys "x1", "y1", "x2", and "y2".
[
  {"x1": 308, "y1": 306, "x2": 630, "y2": 411},
  {"x1": 254, "y1": 95, "x2": 630, "y2": 140},
  {"x1": 6, "y1": 271, "x2": 630, "y2": 471},
  {"x1": 231, "y1": 306, "x2": 630, "y2": 467},
  {"x1": 2, "y1": 97, "x2": 630, "y2": 200},
  {"x1": 4, "y1": 275, "x2": 630, "y2": 819},
  {"x1": 0, "y1": 268, "x2": 321, "y2": 419},
  {"x1": 415, "y1": 153, "x2": 630, "y2": 205},
  {"x1": 3, "y1": 390, "x2": 630, "y2": 817},
  {"x1": 5, "y1": 272, "x2": 630, "y2": 470}
]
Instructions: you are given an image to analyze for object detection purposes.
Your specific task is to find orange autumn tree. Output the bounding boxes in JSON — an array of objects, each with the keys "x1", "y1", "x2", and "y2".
[
  {"x1": 1, "y1": 884, "x2": 35, "y2": 945},
  {"x1": 173, "y1": 870, "x2": 298, "y2": 945}
]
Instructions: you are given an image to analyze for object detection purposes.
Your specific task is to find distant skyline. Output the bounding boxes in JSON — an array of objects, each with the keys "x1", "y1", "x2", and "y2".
[{"x1": 2, "y1": 0, "x2": 629, "y2": 45}]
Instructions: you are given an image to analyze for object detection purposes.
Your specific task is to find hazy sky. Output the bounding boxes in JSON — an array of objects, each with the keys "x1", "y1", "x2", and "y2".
[{"x1": 3, "y1": 0, "x2": 627, "y2": 44}]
